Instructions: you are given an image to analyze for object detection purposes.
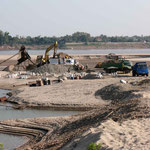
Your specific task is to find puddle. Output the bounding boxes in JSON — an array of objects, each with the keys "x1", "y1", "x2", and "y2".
[
  {"x1": 0, "y1": 134, "x2": 28, "y2": 150},
  {"x1": 0, "y1": 89, "x2": 80, "y2": 149},
  {"x1": 0, "y1": 89, "x2": 80, "y2": 120},
  {"x1": 0, "y1": 107, "x2": 79, "y2": 120},
  {"x1": 0, "y1": 89, "x2": 10, "y2": 97}
]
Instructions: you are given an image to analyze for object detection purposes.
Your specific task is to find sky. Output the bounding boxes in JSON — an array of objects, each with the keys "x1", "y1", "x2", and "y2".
[{"x1": 0, "y1": 0, "x2": 150, "y2": 37}]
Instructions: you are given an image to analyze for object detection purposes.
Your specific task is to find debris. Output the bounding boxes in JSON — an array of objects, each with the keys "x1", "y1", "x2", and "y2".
[
  {"x1": 120, "y1": 79, "x2": 127, "y2": 84},
  {"x1": 48, "y1": 80, "x2": 52, "y2": 85},
  {"x1": 82, "y1": 73, "x2": 103, "y2": 80},
  {"x1": 74, "y1": 64, "x2": 85, "y2": 70},
  {"x1": 62, "y1": 76, "x2": 67, "y2": 81},
  {"x1": 36, "y1": 80, "x2": 43, "y2": 86},
  {"x1": 6, "y1": 92, "x2": 12, "y2": 97},
  {"x1": 0, "y1": 96, "x2": 7, "y2": 102},
  {"x1": 18, "y1": 75, "x2": 28, "y2": 79},
  {"x1": 58, "y1": 78, "x2": 64, "y2": 83},
  {"x1": 7, "y1": 73, "x2": 18, "y2": 78},
  {"x1": 96, "y1": 72, "x2": 103, "y2": 79},
  {"x1": 137, "y1": 79, "x2": 150, "y2": 86},
  {"x1": 58, "y1": 74, "x2": 68, "y2": 81},
  {"x1": 70, "y1": 74, "x2": 74, "y2": 80},
  {"x1": 29, "y1": 83, "x2": 37, "y2": 87}
]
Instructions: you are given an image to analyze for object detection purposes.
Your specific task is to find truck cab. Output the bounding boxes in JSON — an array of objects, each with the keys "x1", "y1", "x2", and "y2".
[{"x1": 132, "y1": 62, "x2": 149, "y2": 76}]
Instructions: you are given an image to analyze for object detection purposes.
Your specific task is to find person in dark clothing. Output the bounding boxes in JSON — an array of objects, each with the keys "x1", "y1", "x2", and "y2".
[{"x1": 17, "y1": 45, "x2": 31, "y2": 65}]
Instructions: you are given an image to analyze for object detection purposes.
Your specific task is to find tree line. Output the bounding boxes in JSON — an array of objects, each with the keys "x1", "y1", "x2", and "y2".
[{"x1": 1, "y1": 30, "x2": 150, "y2": 48}]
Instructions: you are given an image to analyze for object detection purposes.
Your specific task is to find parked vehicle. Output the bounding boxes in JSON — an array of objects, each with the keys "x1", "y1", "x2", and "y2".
[
  {"x1": 132, "y1": 62, "x2": 149, "y2": 76},
  {"x1": 96, "y1": 59, "x2": 132, "y2": 73}
]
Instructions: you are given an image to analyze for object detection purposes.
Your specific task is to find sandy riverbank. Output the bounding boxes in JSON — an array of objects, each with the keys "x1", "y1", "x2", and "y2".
[{"x1": 0, "y1": 54, "x2": 150, "y2": 150}]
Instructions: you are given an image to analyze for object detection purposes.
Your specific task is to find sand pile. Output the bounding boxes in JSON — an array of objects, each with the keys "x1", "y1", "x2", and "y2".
[
  {"x1": 40, "y1": 97, "x2": 150, "y2": 150},
  {"x1": 137, "y1": 79, "x2": 150, "y2": 86},
  {"x1": 31, "y1": 64, "x2": 69, "y2": 74},
  {"x1": 62, "y1": 118, "x2": 150, "y2": 150},
  {"x1": 95, "y1": 84, "x2": 141, "y2": 101}
]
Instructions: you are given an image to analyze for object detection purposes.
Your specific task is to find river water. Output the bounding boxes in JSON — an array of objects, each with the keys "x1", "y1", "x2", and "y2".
[
  {"x1": 0, "y1": 49, "x2": 150, "y2": 55},
  {"x1": 0, "y1": 89, "x2": 80, "y2": 149},
  {"x1": 0, "y1": 134, "x2": 29, "y2": 150}
]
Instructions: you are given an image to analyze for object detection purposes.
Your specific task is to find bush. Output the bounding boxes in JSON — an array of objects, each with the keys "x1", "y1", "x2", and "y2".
[
  {"x1": 88, "y1": 142, "x2": 101, "y2": 150},
  {"x1": 0, "y1": 143, "x2": 3, "y2": 150}
]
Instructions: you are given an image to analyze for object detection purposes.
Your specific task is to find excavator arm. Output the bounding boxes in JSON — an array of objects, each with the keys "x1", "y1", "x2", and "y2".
[{"x1": 42, "y1": 41, "x2": 58, "y2": 62}]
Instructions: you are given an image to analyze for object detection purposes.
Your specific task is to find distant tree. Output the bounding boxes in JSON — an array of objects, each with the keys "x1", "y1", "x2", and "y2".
[
  {"x1": 1, "y1": 29, "x2": 150, "y2": 47},
  {"x1": 72, "y1": 32, "x2": 91, "y2": 42},
  {"x1": 0, "y1": 30, "x2": 4, "y2": 45}
]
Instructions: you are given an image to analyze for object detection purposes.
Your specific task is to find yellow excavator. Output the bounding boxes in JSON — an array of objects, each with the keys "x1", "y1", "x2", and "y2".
[
  {"x1": 36, "y1": 41, "x2": 84, "y2": 70},
  {"x1": 42, "y1": 41, "x2": 58, "y2": 62},
  {"x1": 36, "y1": 41, "x2": 58, "y2": 66}
]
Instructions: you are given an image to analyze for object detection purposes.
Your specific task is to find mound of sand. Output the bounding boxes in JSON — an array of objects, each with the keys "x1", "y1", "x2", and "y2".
[
  {"x1": 59, "y1": 97, "x2": 150, "y2": 150},
  {"x1": 31, "y1": 64, "x2": 69, "y2": 74},
  {"x1": 62, "y1": 118, "x2": 150, "y2": 150},
  {"x1": 95, "y1": 84, "x2": 141, "y2": 101},
  {"x1": 137, "y1": 79, "x2": 150, "y2": 86}
]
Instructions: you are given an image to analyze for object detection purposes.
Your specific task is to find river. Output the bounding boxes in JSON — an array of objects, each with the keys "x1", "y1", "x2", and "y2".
[{"x1": 0, "y1": 49, "x2": 150, "y2": 55}]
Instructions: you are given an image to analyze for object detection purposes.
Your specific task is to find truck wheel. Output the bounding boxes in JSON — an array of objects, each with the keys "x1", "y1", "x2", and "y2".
[
  {"x1": 132, "y1": 71, "x2": 136, "y2": 76},
  {"x1": 125, "y1": 70, "x2": 130, "y2": 74},
  {"x1": 105, "y1": 69, "x2": 111, "y2": 73},
  {"x1": 132, "y1": 73, "x2": 135, "y2": 76}
]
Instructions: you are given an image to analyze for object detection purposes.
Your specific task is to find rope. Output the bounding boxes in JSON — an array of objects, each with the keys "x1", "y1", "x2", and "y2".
[{"x1": 0, "y1": 53, "x2": 19, "y2": 65}]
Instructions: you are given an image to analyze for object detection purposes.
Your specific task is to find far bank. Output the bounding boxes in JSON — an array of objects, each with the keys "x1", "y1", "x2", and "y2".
[{"x1": 1, "y1": 42, "x2": 150, "y2": 50}]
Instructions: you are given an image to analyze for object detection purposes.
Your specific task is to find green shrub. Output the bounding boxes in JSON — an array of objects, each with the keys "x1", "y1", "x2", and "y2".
[
  {"x1": 88, "y1": 142, "x2": 101, "y2": 150},
  {"x1": 0, "y1": 143, "x2": 3, "y2": 150}
]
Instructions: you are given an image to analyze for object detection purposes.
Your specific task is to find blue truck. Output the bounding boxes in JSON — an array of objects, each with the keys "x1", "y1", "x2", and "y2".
[{"x1": 132, "y1": 62, "x2": 149, "y2": 76}]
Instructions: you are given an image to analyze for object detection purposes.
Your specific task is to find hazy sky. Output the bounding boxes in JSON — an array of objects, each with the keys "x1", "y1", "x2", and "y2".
[{"x1": 0, "y1": 0, "x2": 150, "y2": 37}]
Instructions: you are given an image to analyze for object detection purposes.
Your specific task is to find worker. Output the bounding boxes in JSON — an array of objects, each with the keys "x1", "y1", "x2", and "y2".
[
  {"x1": 85, "y1": 64, "x2": 88, "y2": 69},
  {"x1": 17, "y1": 45, "x2": 31, "y2": 65}
]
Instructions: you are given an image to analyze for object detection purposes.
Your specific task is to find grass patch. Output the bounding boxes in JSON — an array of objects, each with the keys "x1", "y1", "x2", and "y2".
[
  {"x1": 0, "y1": 143, "x2": 3, "y2": 150},
  {"x1": 88, "y1": 142, "x2": 101, "y2": 150}
]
